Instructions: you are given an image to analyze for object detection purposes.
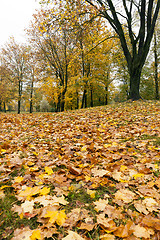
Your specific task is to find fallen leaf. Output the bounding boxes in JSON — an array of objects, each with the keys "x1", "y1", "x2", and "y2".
[
  {"x1": 114, "y1": 189, "x2": 136, "y2": 203},
  {"x1": 100, "y1": 234, "x2": 115, "y2": 240},
  {"x1": 94, "y1": 198, "x2": 108, "y2": 212},
  {"x1": 87, "y1": 189, "x2": 96, "y2": 198},
  {"x1": 30, "y1": 229, "x2": 42, "y2": 240},
  {"x1": 132, "y1": 224, "x2": 154, "y2": 239},
  {"x1": 11, "y1": 227, "x2": 32, "y2": 240},
  {"x1": 62, "y1": 230, "x2": 85, "y2": 240},
  {"x1": 21, "y1": 200, "x2": 34, "y2": 213}
]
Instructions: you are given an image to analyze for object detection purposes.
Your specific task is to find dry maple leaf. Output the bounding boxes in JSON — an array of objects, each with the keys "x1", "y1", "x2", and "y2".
[
  {"x1": 141, "y1": 215, "x2": 160, "y2": 230},
  {"x1": 91, "y1": 168, "x2": 110, "y2": 177},
  {"x1": 79, "y1": 222, "x2": 95, "y2": 231},
  {"x1": 11, "y1": 227, "x2": 33, "y2": 240},
  {"x1": 100, "y1": 234, "x2": 115, "y2": 240},
  {"x1": 134, "y1": 200, "x2": 149, "y2": 215},
  {"x1": 114, "y1": 189, "x2": 136, "y2": 203},
  {"x1": 97, "y1": 213, "x2": 118, "y2": 232},
  {"x1": 62, "y1": 230, "x2": 85, "y2": 240},
  {"x1": 94, "y1": 198, "x2": 109, "y2": 212},
  {"x1": 131, "y1": 224, "x2": 154, "y2": 239},
  {"x1": 21, "y1": 200, "x2": 34, "y2": 213},
  {"x1": 142, "y1": 197, "x2": 159, "y2": 212},
  {"x1": 114, "y1": 220, "x2": 133, "y2": 238}
]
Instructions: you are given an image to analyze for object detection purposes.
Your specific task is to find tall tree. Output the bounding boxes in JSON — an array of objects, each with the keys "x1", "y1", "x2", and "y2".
[
  {"x1": 2, "y1": 38, "x2": 28, "y2": 113},
  {"x1": 27, "y1": 8, "x2": 76, "y2": 112},
  {"x1": 153, "y1": 31, "x2": 160, "y2": 100},
  {"x1": 82, "y1": 0, "x2": 160, "y2": 100}
]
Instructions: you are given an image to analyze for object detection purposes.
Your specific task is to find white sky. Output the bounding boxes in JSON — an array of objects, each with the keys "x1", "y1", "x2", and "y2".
[{"x1": 0, "y1": 0, "x2": 41, "y2": 47}]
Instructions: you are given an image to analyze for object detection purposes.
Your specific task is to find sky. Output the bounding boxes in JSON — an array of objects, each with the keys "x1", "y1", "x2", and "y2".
[{"x1": 0, "y1": 0, "x2": 41, "y2": 47}]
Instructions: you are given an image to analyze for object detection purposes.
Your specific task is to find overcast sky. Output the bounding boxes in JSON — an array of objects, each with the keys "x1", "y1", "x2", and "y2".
[{"x1": 0, "y1": 0, "x2": 41, "y2": 47}]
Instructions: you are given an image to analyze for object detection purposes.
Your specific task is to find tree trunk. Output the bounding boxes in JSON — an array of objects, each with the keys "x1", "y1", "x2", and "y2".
[
  {"x1": 56, "y1": 94, "x2": 61, "y2": 112},
  {"x1": 30, "y1": 80, "x2": 34, "y2": 113},
  {"x1": 81, "y1": 89, "x2": 87, "y2": 108},
  {"x1": 76, "y1": 91, "x2": 79, "y2": 109},
  {"x1": 18, "y1": 98, "x2": 21, "y2": 114},
  {"x1": 154, "y1": 33, "x2": 159, "y2": 100},
  {"x1": 0, "y1": 101, "x2": 2, "y2": 112},
  {"x1": 3, "y1": 102, "x2": 6, "y2": 112},
  {"x1": 60, "y1": 87, "x2": 67, "y2": 112},
  {"x1": 90, "y1": 87, "x2": 93, "y2": 107},
  {"x1": 129, "y1": 67, "x2": 142, "y2": 100},
  {"x1": 105, "y1": 85, "x2": 108, "y2": 105},
  {"x1": 18, "y1": 79, "x2": 22, "y2": 114}
]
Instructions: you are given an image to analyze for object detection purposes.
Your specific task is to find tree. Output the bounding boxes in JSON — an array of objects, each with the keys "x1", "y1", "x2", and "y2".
[
  {"x1": 27, "y1": 8, "x2": 76, "y2": 112},
  {"x1": 0, "y1": 62, "x2": 16, "y2": 112},
  {"x1": 153, "y1": 31, "x2": 160, "y2": 100},
  {"x1": 2, "y1": 38, "x2": 28, "y2": 113},
  {"x1": 81, "y1": 0, "x2": 160, "y2": 100}
]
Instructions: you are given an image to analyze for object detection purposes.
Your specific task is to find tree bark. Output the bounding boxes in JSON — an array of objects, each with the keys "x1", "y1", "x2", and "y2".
[
  {"x1": 129, "y1": 66, "x2": 142, "y2": 100},
  {"x1": 154, "y1": 33, "x2": 159, "y2": 100},
  {"x1": 90, "y1": 87, "x2": 93, "y2": 107},
  {"x1": 30, "y1": 80, "x2": 34, "y2": 113},
  {"x1": 3, "y1": 102, "x2": 6, "y2": 112},
  {"x1": 76, "y1": 90, "x2": 79, "y2": 109},
  {"x1": 105, "y1": 85, "x2": 108, "y2": 105},
  {"x1": 0, "y1": 101, "x2": 2, "y2": 112},
  {"x1": 81, "y1": 88, "x2": 87, "y2": 108}
]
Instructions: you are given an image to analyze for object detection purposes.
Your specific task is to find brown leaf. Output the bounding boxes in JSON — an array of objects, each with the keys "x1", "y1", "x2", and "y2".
[
  {"x1": 62, "y1": 230, "x2": 85, "y2": 240},
  {"x1": 97, "y1": 213, "x2": 118, "y2": 232},
  {"x1": 79, "y1": 222, "x2": 95, "y2": 231},
  {"x1": 141, "y1": 215, "x2": 160, "y2": 230},
  {"x1": 114, "y1": 220, "x2": 133, "y2": 238},
  {"x1": 11, "y1": 227, "x2": 32, "y2": 240},
  {"x1": 131, "y1": 224, "x2": 154, "y2": 239}
]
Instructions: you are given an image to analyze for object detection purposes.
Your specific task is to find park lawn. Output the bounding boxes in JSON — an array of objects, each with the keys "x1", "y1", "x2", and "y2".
[{"x1": 0, "y1": 100, "x2": 160, "y2": 240}]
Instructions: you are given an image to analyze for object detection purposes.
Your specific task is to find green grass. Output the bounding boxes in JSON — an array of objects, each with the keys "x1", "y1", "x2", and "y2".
[{"x1": 0, "y1": 187, "x2": 39, "y2": 240}]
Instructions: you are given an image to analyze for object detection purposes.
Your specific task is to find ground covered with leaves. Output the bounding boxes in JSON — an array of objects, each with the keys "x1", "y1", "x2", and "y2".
[{"x1": 0, "y1": 100, "x2": 160, "y2": 240}]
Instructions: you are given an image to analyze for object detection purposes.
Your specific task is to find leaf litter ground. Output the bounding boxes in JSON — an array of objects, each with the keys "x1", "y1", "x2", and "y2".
[{"x1": 0, "y1": 100, "x2": 160, "y2": 240}]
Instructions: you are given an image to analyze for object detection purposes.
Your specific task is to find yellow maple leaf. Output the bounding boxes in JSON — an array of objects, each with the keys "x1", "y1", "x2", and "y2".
[
  {"x1": 30, "y1": 229, "x2": 42, "y2": 240},
  {"x1": 85, "y1": 175, "x2": 91, "y2": 182},
  {"x1": 39, "y1": 187, "x2": 50, "y2": 195},
  {"x1": 44, "y1": 210, "x2": 66, "y2": 225},
  {"x1": 45, "y1": 166, "x2": 53, "y2": 175},
  {"x1": 44, "y1": 210, "x2": 58, "y2": 223},
  {"x1": 19, "y1": 186, "x2": 40, "y2": 200},
  {"x1": 56, "y1": 210, "x2": 67, "y2": 225},
  {"x1": 120, "y1": 165, "x2": 128, "y2": 171},
  {"x1": 133, "y1": 173, "x2": 144, "y2": 179},
  {"x1": 87, "y1": 189, "x2": 96, "y2": 198},
  {"x1": 14, "y1": 176, "x2": 24, "y2": 183}
]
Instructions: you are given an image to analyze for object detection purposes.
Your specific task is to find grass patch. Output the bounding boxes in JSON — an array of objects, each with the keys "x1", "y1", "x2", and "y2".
[{"x1": 0, "y1": 190, "x2": 39, "y2": 240}]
